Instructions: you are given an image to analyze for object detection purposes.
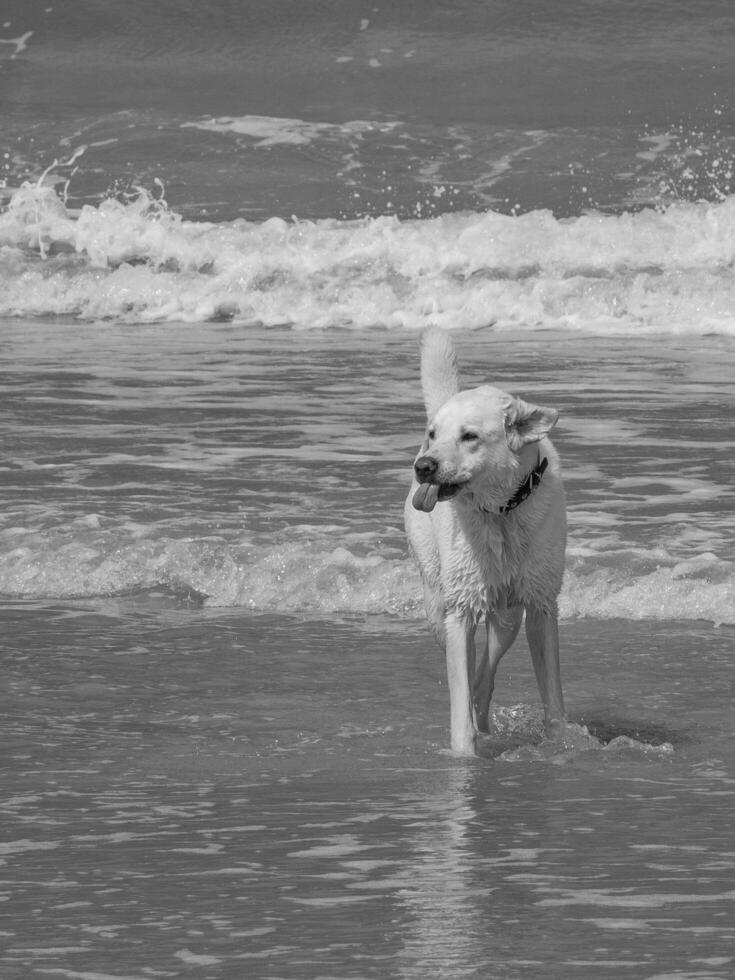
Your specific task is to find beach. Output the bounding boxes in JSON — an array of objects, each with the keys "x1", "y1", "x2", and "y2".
[{"x1": 1, "y1": 2, "x2": 735, "y2": 978}]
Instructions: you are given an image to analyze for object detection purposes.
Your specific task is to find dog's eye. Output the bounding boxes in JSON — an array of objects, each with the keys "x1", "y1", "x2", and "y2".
[
  {"x1": 461, "y1": 431, "x2": 479, "y2": 443},
  {"x1": 427, "y1": 428, "x2": 435, "y2": 441}
]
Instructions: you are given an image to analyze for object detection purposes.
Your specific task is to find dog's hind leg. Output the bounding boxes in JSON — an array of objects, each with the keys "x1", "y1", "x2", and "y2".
[
  {"x1": 422, "y1": 580, "x2": 446, "y2": 646},
  {"x1": 444, "y1": 610, "x2": 478, "y2": 755},
  {"x1": 474, "y1": 603, "x2": 523, "y2": 732},
  {"x1": 525, "y1": 605, "x2": 565, "y2": 730}
]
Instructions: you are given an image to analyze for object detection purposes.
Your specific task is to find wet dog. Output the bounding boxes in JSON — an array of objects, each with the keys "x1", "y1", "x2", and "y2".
[{"x1": 404, "y1": 328, "x2": 567, "y2": 755}]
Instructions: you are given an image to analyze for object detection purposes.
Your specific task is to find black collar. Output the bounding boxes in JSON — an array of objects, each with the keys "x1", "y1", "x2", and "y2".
[{"x1": 497, "y1": 456, "x2": 548, "y2": 514}]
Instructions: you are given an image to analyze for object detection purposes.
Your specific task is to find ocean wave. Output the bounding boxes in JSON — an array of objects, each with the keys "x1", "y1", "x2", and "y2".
[
  {"x1": 0, "y1": 521, "x2": 732, "y2": 625},
  {"x1": 2, "y1": 184, "x2": 735, "y2": 332}
]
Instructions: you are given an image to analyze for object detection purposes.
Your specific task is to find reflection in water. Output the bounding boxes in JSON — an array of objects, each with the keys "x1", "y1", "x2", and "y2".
[{"x1": 394, "y1": 767, "x2": 486, "y2": 977}]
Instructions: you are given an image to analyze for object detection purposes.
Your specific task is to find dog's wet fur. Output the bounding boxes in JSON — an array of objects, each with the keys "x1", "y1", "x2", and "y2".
[{"x1": 404, "y1": 329, "x2": 567, "y2": 755}]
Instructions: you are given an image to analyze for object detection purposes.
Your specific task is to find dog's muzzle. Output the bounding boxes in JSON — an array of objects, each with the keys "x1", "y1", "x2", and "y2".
[{"x1": 412, "y1": 456, "x2": 464, "y2": 512}]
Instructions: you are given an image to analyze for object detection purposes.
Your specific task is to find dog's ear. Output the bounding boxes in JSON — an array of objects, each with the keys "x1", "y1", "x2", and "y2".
[{"x1": 504, "y1": 397, "x2": 558, "y2": 452}]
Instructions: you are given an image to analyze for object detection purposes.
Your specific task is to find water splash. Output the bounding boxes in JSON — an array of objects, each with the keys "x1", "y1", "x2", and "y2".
[
  {"x1": 3, "y1": 183, "x2": 735, "y2": 331},
  {"x1": 0, "y1": 520, "x2": 731, "y2": 625}
]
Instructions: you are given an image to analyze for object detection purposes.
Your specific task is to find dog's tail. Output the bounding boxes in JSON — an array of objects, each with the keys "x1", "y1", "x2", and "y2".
[{"x1": 420, "y1": 327, "x2": 461, "y2": 419}]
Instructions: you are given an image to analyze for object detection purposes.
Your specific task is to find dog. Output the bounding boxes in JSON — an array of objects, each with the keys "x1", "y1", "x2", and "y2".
[{"x1": 404, "y1": 328, "x2": 567, "y2": 755}]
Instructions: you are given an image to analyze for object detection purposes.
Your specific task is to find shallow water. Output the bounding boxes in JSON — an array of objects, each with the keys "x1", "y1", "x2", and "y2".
[
  {"x1": 2, "y1": 603, "x2": 735, "y2": 979},
  {"x1": 0, "y1": 322, "x2": 732, "y2": 623},
  {"x1": 1, "y1": 323, "x2": 734, "y2": 978},
  {"x1": 2, "y1": 2, "x2": 735, "y2": 977}
]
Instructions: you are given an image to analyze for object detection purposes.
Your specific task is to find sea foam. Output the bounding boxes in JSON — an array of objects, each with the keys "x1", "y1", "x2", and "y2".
[
  {"x1": 0, "y1": 521, "x2": 732, "y2": 625},
  {"x1": 3, "y1": 183, "x2": 735, "y2": 333}
]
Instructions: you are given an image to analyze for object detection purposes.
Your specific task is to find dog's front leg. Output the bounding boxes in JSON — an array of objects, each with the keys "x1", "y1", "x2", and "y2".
[
  {"x1": 444, "y1": 610, "x2": 477, "y2": 755},
  {"x1": 525, "y1": 605, "x2": 565, "y2": 730}
]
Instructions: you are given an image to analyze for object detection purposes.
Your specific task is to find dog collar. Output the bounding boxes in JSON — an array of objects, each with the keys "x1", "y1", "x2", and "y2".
[{"x1": 498, "y1": 456, "x2": 548, "y2": 514}]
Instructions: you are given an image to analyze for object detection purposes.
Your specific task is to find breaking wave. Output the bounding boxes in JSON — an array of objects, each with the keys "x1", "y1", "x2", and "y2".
[
  {"x1": 0, "y1": 519, "x2": 732, "y2": 625},
  {"x1": 3, "y1": 183, "x2": 735, "y2": 333}
]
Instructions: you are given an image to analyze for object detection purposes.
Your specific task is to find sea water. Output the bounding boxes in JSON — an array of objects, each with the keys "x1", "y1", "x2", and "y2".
[{"x1": 1, "y1": 3, "x2": 735, "y2": 979}]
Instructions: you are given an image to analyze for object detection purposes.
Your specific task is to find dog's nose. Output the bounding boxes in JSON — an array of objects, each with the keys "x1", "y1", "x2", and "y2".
[{"x1": 414, "y1": 456, "x2": 437, "y2": 481}]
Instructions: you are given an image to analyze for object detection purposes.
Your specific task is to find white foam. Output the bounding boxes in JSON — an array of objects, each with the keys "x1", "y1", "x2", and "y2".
[
  {"x1": 181, "y1": 114, "x2": 400, "y2": 147},
  {"x1": 182, "y1": 114, "x2": 334, "y2": 147},
  {"x1": 0, "y1": 520, "x2": 732, "y2": 624},
  {"x1": 636, "y1": 132, "x2": 676, "y2": 163},
  {"x1": 562, "y1": 549, "x2": 735, "y2": 626},
  {"x1": 3, "y1": 184, "x2": 735, "y2": 332},
  {"x1": 0, "y1": 29, "x2": 32, "y2": 58}
]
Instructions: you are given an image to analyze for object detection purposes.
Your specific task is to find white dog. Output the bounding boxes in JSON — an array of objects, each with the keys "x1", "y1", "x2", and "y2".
[{"x1": 404, "y1": 329, "x2": 567, "y2": 755}]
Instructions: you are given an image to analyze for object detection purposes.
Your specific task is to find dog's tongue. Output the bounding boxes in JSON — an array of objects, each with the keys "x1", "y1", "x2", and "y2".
[{"x1": 412, "y1": 482, "x2": 440, "y2": 512}]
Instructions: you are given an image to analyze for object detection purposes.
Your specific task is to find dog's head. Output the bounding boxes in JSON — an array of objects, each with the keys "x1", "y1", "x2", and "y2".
[{"x1": 412, "y1": 385, "x2": 558, "y2": 513}]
